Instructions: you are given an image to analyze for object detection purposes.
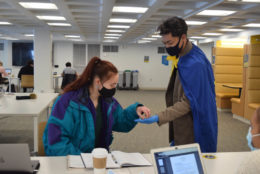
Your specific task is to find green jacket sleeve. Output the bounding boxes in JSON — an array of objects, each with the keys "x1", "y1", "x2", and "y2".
[{"x1": 112, "y1": 102, "x2": 140, "y2": 132}]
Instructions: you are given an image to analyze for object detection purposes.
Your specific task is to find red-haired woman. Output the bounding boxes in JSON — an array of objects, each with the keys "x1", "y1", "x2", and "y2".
[{"x1": 43, "y1": 57, "x2": 150, "y2": 156}]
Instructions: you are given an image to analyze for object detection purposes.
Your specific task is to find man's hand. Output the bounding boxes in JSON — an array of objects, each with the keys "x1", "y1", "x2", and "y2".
[
  {"x1": 135, "y1": 115, "x2": 159, "y2": 124},
  {"x1": 136, "y1": 106, "x2": 151, "y2": 119}
]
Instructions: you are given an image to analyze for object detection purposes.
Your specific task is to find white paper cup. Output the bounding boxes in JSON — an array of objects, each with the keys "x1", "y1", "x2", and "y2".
[{"x1": 92, "y1": 148, "x2": 108, "y2": 174}]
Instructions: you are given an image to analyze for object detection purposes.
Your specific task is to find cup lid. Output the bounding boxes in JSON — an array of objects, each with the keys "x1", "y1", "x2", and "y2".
[{"x1": 92, "y1": 148, "x2": 108, "y2": 158}]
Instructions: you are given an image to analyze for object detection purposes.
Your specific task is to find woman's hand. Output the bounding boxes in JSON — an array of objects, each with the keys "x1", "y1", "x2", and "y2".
[{"x1": 136, "y1": 106, "x2": 151, "y2": 119}]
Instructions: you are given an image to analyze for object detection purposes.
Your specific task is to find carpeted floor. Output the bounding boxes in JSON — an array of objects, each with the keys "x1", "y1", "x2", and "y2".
[{"x1": 0, "y1": 90, "x2": 250, "y2": 153}]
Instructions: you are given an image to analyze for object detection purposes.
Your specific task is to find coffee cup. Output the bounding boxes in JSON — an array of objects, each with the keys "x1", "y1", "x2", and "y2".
[{"x1": 92, "y1": 148, "x2": 108, "y2": 174}]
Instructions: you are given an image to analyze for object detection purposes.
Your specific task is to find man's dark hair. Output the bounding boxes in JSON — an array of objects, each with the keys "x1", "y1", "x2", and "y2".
[
  {"x1": 158, "y1": 16, "x2": 188, "y2": 36},
  {"x1": 66, "y1": 62, "x2": 71, "y2": 67},
  {"x1": 27, "y1": 60, "x2": 33, "y2": 66}
]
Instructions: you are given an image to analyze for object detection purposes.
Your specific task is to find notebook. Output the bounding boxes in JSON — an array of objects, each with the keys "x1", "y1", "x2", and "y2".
[
  {"x1": 0, "y1": 144, "x2": 40, "y2": 174},
  {"x1": 150, "y1": 143, "x2": 206, "y2": 174},
  {"x1": 68, "y1": 151, "x2": 152, "y2": 169}
]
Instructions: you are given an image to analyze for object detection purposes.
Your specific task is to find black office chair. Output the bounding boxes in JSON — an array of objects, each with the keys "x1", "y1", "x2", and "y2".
[{"x1": 61, "y1": 74, "x2": 77, "y2": 89}]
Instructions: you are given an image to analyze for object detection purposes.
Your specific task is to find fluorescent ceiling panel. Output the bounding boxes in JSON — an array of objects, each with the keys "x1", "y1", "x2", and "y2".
[
  {"x1": 47, "y1": 23, "x2": 71, "y2": 26},
  {"x1": 0, "y1": 22, "x2": 12, "y2": 25},
  {"x1": 37, "y1": 16, "x2": 66, "y2": 21},
  {"x1": 110, "y1": 18, "x2": 137, "y2": 23},
  {"x1": 186, "y1": 21, "x2": 207, "y2": 25},
  {"x1": 106, "y1": 30, "x2": 125, "y2": 33},
  {"x1": 197, "y1": 10, "x2": 236, "y2": 16},
  {"x1": 105, "y1": 33, "x2": 122, "y2": 36},
  {"x1": 104, "y1": 37, "x2": 119, "y2": 39},
  {"x1": 19, "y1": 2, "x2": 58, "y2": 9},
  {"x1": 243, "y1": 23, "x2": 260, "y2": 27},
  {"x1": 65, "y1": 35, "x2": 80, "y2": 38},
  {"x1": 151, "y1": 35, "x2": 161, "y2": 38},
  {"x1": 103, "y1": 40, "x2": 115, "y2": 42},
  {"x1": 24, "y1": 34, "x2": 34, "y2": 37},
  {"x1": 220, "y1": 28, "x2": 243, "y2": 32},
  {"x1": 202, "y1": 33, "x2": 222, "y2": 36},
  {"x1": 113, "y1": 6, "x2": 148, "y2": 13},
  {"x1": 107, "y1": 25, "x2": 130, "y2": 29},
  {"x1": 142, "y1": 38, "x2": 157, "y2": 40}
]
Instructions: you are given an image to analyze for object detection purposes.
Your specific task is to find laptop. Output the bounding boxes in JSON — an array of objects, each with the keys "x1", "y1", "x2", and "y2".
[
  {"x1": 5, "y1": 68, "x2": 12, "y2": 74},
  {"x1": 0, "y1": 144, "x2": 39, "y2": 174},
  {"x1": 151, "y1": 143, "x2": 206, "y2": 174}
]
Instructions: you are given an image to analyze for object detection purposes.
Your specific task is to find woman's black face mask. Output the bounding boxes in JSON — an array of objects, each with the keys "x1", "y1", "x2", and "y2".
[{"x1": 99, "y1": 86, "x2": 116, "y2": 98}]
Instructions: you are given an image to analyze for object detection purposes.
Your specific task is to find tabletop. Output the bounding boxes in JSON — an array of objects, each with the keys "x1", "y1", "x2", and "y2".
[
  {"x1": 0, "y1": 93, "x2": 58, "y2": 117},
  {"x1": 31, "y1": 152, "x2": 250, "y2": 174}
]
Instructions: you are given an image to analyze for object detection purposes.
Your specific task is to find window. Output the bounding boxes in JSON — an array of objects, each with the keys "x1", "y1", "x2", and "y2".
[{"x1": 103, "y1": 45, "x2": 118, "y2": 52}]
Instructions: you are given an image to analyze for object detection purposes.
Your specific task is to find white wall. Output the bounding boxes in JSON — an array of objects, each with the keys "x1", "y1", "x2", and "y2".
[
  {"x1": 101, "y1": 44, "x2": 172, "y2": 90},
  {"x1": 53, "y1": 42, "x2": 73, "y2": 75},
  {"x1": 198, "y1": 42, "x2": 214, "y2": 63}
]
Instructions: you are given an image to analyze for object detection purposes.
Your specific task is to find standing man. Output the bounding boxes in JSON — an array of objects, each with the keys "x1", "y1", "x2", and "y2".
[{"x1": 136, "y1": 17, "x2": 218, "y2": 152}]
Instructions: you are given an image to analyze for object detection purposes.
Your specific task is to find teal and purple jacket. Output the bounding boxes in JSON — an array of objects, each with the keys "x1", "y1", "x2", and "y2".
[{"x1": 43, "y1": 88, "x2": 140, "y2": 156}]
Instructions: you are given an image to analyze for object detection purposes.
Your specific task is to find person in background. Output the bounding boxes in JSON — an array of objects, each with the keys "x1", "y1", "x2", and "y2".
[
  {"x1": 61, "y1": 62, "x2": 78, "y2": 77},
  {"x1": 0, "y1": 61, "x2": 8, "y2": 77},
  {"x1": 247, "y1": 107, "x2": 260, "y2": 151},
  {"x1": 18, "y1": 59, "x2": 34, "y2": 92},
  {"x1": 237, "y1": 107, "x2": 260, "y2": 174},
  {"x1": 135, "y1": 16, "x2": 218, "y2": 153},
  {"x1": 61, "y1": 62, "x2": 78, "y2": 89},
  {"x1": 0, "y1": 61, "x2": 9, "y2": 88},
  {"x1": 43, "y1": 57, "x2": 151, "y2": 156}
]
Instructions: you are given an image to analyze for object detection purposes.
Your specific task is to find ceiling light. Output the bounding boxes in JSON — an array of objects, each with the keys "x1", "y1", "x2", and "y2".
[
  {"x1": 47, "y1": 23, "x2": 71, "y2": 26},
  {"x1": 106, "y1": 30, "x2": 125, "y2": 33},
  {"x1": 0, "y1": 37, "x2": 18, "y2": 40},
  {"x1": 202, "y1": 33, "x2": 222, "y2": 36},
  {"x1": 142, "y1": 38, "x2": 157, "y2": 40},
  {"x1": 110, "y1": 18, "x2": 137, "y2": 23},
  {"x1": 37, "y1": 16, "x2": 66, "y2": 21},
  {"x1": 69, "y1": 39, "x2": 83, "y2": 42},
  {"x1": 243, "y1": 23, "x2": 260, "y2": 27},
  {"x1": 220, "y1": 28, "x2": 243, "y2": 32},
  {"x1": 186, "y1": 21, "x2": 207, "y2": 25},
  {"x1": 138, "y1": 40, "x2": 151, "y2": 44},
  {"x1": 113, "y1": 6, "x2": 148, "y2": 13},
  {"x1": 151, "y1": 35, "x2": 161, "y2": 38},
  {"x1": 19, "y1": 2, "x2": 58, "y2": 9},
  {"x1": 104, "y1": 37, "x2": 119, "y2": 39},
  {"x1": 105, "y1": 33, "x2": 122, "y2": 36},
  {"x1": 107, "y1": 25, "x2": 130, "y2": 29},
  {"x1": 24, "y1": 34, "x2": 34, "y2": 37},
  {"x1": 242, "y1": 0, "x2": 260, "y2": 2},
  {"x1": 190, "y1": 36, "x2": 207, "y2": 39},
  {"x1": 103, "y1": 40, "x2": 115, "y2": 42},
  {"x1": 197, "y1": 10, "x2": 236, "y2": 16},
  {"x1": 0, "y1": 22, "x2": 12, "y2": 25},
  {"x1": 65, "y1": 35, "x2": 80, "y2": 38}
]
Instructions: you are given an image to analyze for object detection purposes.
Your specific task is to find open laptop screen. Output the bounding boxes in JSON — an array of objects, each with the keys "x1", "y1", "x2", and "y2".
[{"x1": 154, "y1": 147, "x2": 204, "y2": 174}]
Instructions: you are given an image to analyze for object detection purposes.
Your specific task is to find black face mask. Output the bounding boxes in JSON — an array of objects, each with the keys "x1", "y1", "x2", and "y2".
[
  {"x1": 99, "y1": 86, "x2": 116, "y2": 98},
  {"x1": 166, "y1": 36, "x2": 183, "y2": 57}
]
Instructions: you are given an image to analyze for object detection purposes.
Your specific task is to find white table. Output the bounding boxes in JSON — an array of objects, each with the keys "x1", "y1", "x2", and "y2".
[
  {"x1": 31, "y1": 152, "x2": 250, "y2": 174},
  {"x1": 0, "y1": 93, "x2": 58, "y2": 152}
]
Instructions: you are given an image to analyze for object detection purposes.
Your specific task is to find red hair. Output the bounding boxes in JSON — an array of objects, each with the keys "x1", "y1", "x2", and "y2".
[{"x1": 63, "y1": 57, "x2": 118, "y2": 93}]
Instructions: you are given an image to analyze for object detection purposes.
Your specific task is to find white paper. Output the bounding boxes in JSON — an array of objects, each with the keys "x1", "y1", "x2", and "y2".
[
  {"x1": 67, "y1": 155, "x2": 84, "y2": 168},
  {"x1": 170, "y1": 154, "x2": 199, "y2": 174},
  {"x1": 111, "y1": 151, "x2": 152, "y2": 167}
]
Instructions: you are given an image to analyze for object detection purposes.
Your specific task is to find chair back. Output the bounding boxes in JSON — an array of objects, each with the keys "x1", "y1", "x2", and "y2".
[
  {"x1": 38, "y1": 121, "x2": 47, "y2": 156},
  {"x1": 21, "y1": 75, "x2": 34, "y2": 88},
  {"x1": 61, "y1": 74, "x2": 77, "y2": 89}
]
